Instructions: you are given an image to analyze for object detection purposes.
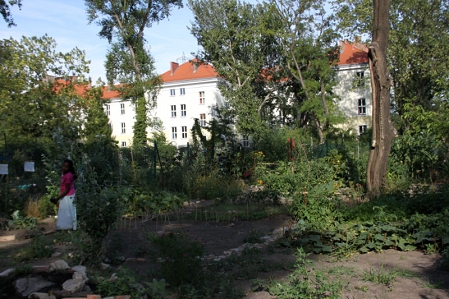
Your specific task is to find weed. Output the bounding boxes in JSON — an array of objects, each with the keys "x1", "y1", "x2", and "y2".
[
  {"x1": 243, "y1": 229, "x2": 264, "y2": 244},
  {"x1": 326, "y1": 266, "x2": 356, "y2": 277},
  {"x1": 96, "y1": 267, "x2": 143, "y2": 298},
  {"x1": 268, "y1": 248, "x2": 344, "y2": 299},
  {"x1": 145, "y1": 279, "x2": 169, "y2": 299},
  {"x1": 104, "y1": 232, "x2": 124, "y2": 265},
  {"x1": 148, "y1": 231, "x2": 204, "y2": 287},
  {"x1": 422, "y1": 279, "x2": 444, "y2": 289},
  {"x1": 14, "y1": 235, "x2": 53, "y2": 262},
  {"x1": 363, "y1": 266, "x2": 398, "y2": 287},
  {"x1": 8, "y1": 210, "x2": 37, "y2": 230}
]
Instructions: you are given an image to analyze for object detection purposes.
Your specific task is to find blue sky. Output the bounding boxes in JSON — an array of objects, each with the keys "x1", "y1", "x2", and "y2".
[{"x1": 0, "y1": 0, "x2": 203, "y2": 83}]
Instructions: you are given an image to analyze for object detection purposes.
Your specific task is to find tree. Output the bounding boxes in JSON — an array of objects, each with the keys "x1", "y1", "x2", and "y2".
[
  {"x1": 86, "y1": 0, "x2": 182, "y2": 146},
  {"x1": 83, "y1": 84, "x2": 114, "y2": 142},
  {"x1": 365, "y1": 0, "x2": 395, "y2": 194},
  {"x1": 0, "y1": 35, "x2": 90, "y2": 144},
  {"x1": 272, "y1": 0, "x2": 342, "y2": 143},
  {"x1": 0, "y1": 0, "x2": 21, "y2": 27},
  {"x1": 332, "y1": 0, "x2": 449, "y2": 191},
  {"x1": 188, "y1": 0, "x2": 283, "y2": 136}
]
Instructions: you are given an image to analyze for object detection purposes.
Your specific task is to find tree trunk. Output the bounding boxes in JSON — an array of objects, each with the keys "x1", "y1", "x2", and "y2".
[{"x1": 366, "y1": 0, "x2": 395, "y2": 195}]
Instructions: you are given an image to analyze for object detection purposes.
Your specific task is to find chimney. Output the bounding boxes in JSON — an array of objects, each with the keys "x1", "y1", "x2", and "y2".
[{"x1": 170, "y1": 62, "x2": 179, "y2": 75}]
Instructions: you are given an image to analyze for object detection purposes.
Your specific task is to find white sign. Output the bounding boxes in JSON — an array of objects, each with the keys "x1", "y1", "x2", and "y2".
[
  {"x1": 24, "y1": 161, "x2": 35, "y2": 172},
  {"x1": 0, "y1": 164, "x2": 8, "y2": 175}
]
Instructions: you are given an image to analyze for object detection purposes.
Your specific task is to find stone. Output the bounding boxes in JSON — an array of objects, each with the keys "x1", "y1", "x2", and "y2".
[
  {"x1": 0, "y1": 268, "x2": 15, "y2": 277},
  {"x1": 73, "y1": 271, "x2": 87, "y2": 282},
  {"x1": 100, "y1": 262, "x2": 111, "y2": 270},
  {"x1": 183, "y1": 201, "x2": 189, "y2": 207},
  {"x1": 50, "y1": 260, "x2": 70, "y2": 270},
  {"x1": 0, "y1": 235, "x2": 15, "y2": 242},
  {"x1": 14, "y1": 277, "x2": 55, "y2": 297},
  {"x1": 86, "y1": 295, "x2": 101, "y2": 299},
  {"x1": 72, "y1": 265, "x2": 87, "y2": 280},
  {"x1": 62, "y1": 278, "x2": 85, "y2": 293},
  {"x1": 51, "y1": 252, "x2": 62, "y2": 257}
]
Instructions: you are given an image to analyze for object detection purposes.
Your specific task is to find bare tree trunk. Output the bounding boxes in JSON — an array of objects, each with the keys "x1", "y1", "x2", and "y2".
[{"x1": 366, "y1": 0, "x2": 395, "y2": 195}]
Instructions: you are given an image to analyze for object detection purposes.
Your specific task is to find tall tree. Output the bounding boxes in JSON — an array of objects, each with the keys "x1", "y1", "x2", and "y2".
[
  {"x1": 332, "y1": 0, "x2": 449, "y2": 191},
  {"x1": 82, "y1": 84, "x2": 114, "y2": 142},
  {"x1": 188, "y1": 0, "x2": 283, "y2": 136},
  {"x1": 0, "y1": 0, "x2": 21, "y2": 26},
  {"x1": 272, "y1": 0, "x2": 342, "y2": 143},
  {"x1": 366, "y1": 0, "x2": 395, "y2": 194},
  {"x1": 0, "y1": 35, "x2": 90, "y2": 143},
  {"x1": 336, "y1": 0, "x2": 449, "y2": 137},
  {"x1": 86, "y1": 0, "x2": 182, "y2": 146}
]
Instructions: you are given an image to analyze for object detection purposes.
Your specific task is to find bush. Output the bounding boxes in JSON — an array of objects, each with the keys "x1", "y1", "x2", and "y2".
[{"x1": 147, "y1": 231, "x2": 204, "y2": 287}]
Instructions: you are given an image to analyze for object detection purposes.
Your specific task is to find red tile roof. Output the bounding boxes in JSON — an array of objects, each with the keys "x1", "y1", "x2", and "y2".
[
  {"x1": 160, "y1": 59, "x2": 218, "y2": 82},
  {"x1": 337, "y1": 40, "x2": 369, "y2": 65}
]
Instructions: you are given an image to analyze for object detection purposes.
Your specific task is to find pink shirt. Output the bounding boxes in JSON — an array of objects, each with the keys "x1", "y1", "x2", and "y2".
[{"x1": 60, "y1": 172, "x2": 76, "y2": 196}]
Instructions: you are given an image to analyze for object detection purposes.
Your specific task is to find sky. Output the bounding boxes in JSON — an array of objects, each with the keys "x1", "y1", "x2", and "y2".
[{"x1": 0, "y1": 0, "x2": 203, "y2": 83}]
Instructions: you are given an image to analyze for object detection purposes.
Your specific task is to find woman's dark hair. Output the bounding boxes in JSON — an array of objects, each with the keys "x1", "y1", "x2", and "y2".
[{"x1": 64, "y1": 159, "x2": 77, "y2": 180}]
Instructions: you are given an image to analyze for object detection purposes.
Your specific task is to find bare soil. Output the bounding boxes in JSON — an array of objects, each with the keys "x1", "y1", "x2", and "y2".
[{"x1": 1, "y1": 204, "x2": 449, "y2": 299}]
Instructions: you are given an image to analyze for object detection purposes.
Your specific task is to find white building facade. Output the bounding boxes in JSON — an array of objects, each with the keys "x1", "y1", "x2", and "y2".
[
  {"x1": 104, "y1": 41, "x2": 372, "y2": 146},
  {"x1": 333, "y1": 40, "x2": 373, "y2": 135},
  {"x1": 155, "y1": 61, "x2": 226, "y2": 148}
]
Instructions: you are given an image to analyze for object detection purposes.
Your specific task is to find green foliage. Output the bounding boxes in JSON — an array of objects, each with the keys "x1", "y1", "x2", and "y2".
[
  {"x1": 96, "y1": 267, "x2": 143, "y2": 299},
  {"x1": 363, "y1": 266, "x2": 398, "y2": 287},
  {"x1": 14, "y1": 235, "x2": 53, "y2": 262},
  {"x1": 268, "y1": 248, "x2": 344, "y2": 298},
  {"x1": 148, "y1": 231, "x2": 204, "y2": 287},
  {"x1": 76, "y1": 184, "x2": 125, "y2": 254},
  {"x1": 145, "y1": 279, "x2": 169, "y2": 299},
  {"x1": 243, "y1": 229, "x2": 264, "y2": 244},
  {"x1": 86, "y1": 0, "x2": 181, "y2": 144},
  {"x1": 183, "y1": 157, "x2": 243, "y2": 200},
  {"x1": 7, "y1": 210, "x2": 37, "y2": 230},
  {"x1": 122, "y1": 189, "x2": 186, "y2": 218},
  {"x1": 0, "y1": 35, "x2": 89, "y2": 142},
  {"x1": 189, "y1": 0, "x2": 282, "y2": 135},
  {"x1": 389, "y1": 132, "x2": 449, "y2": 183},
  {"x1": 0, "y1": 0, "x2": 22, "y2": 26}
]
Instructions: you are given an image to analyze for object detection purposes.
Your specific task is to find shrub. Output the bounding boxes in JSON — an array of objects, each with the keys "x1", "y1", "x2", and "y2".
[{"x1": 147, "y1": 232, "x2": 204, "y2": 287}]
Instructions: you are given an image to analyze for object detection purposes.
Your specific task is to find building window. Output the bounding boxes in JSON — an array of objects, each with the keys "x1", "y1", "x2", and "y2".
[
  {"x1": 242, "y1": 136, "x2": 250, "y2": 147},
  {"x1": 171, "y1": 105, "x2": 177, "y2": 117},
  {"x1": 180, "y1": 104, "x2": 186, "y2": 117},
  {"x1": 200, "y1": 113, "x2": 206, "y2": 127},
  {"x1": 105, "y1": 104, "x2": 110, "y2": 116},
  {"x1": 359, "y1": 125, "x2": 367, "y2": 135},
  {"x1": 358, "y1": 98, "x2": 366, "y2": 115},
  {"x1": 180, "y1": 88, "x2": 185, "y2": 95},
  {"x1": 170, "y1": 89, "x2": 175, "y2": 96},
  {"x1": 199, "y1": 91, "x2": 205, "y2": 104},
  {"x1": 356, "y1": 71, "x2": 364, "y2": 87},
  {"x1": 120, "y1": 103, "x2": 125, "y2": 114},
  {"x1": 171, "y1": 127, "x2": 177, "y2": 139},
  {"x1": 121, "y1": 141, "x2": 127, "y2": 147},
  {"x1": 181, "y1": 126, "x2": 188, "y2": 139},
  {"x1": 121, "y1": 122, "x2": 126, "y2": 134}
]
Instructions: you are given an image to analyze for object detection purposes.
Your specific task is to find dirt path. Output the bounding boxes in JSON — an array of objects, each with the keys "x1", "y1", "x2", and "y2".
[{"x1": 1, "y1": 214, "x2": 449, "y2": 298}]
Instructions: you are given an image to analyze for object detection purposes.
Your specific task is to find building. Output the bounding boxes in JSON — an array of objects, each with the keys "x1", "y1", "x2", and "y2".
[
  {"x1": 105, "y1": 40, "x2": 372, "y2": 147},
  {"x1": 156, "y1": 61, "x2": 226, "y2": 148},
  {"x1": 333, "y1": 40, "x2": 372, "y2": 135}
]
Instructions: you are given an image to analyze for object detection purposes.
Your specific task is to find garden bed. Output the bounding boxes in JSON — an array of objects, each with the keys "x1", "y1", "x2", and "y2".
[{"x1": 1, "y1": 202, "x2": 449, "y2": 299}]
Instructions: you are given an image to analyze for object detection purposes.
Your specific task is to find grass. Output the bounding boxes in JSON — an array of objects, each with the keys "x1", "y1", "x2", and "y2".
[
  {"x1": 183, "y1": 203, "x2": 288, "y2": 222},
  {"x1": 363, "y1": 265, "x2": 399, "y2": 287}
]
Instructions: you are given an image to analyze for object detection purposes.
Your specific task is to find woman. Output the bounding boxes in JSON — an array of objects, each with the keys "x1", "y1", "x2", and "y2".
[{"x1": 53, "y1": 159, "x2": 77, "y2": 230}]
